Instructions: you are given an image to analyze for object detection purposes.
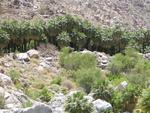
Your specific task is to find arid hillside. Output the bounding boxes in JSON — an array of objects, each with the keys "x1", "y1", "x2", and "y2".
[{"x1": 0, "y1": 0, "x2": 150, "y2": 29}]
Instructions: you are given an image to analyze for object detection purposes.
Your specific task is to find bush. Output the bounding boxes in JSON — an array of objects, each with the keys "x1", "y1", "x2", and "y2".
[
  {"x1": 8, "y1": 69, "x2": 20, "y2": 84},
  {"x1": 56, "y1": 31, "x2": 71, "y2": 48},
  {"x1": 93, "y1": 80, "x2": 113, "y2": 101},
  {"x1": 50, "y1": 76, "x2": 62, "y2": 85},
  {"x1": 127, "y1": 59, "x2": 150, "y2": 88},
  {"x1": 137, "y1": 88, "x2": 150, "y2": 112},
  {"x1": 39, "y1": 87, "x2": 53, "y2": 102},
  {"x1": 60, "y1": 49, "x2": 96, "y2": 70},
  {"x1": 109, "y1": 48, "x2": 139, "y2": 75},
  {"x1": 75, "y1": 68, "x2": 102, "y2": 93},
  {"x1": 65, "y1": 92, "x2": 93, "y2": 113},
  {"x1": 111, "y1": 84, "x2": 141, "y2": 112}
]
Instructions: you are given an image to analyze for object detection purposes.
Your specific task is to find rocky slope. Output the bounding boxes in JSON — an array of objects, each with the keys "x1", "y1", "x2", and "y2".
[
  {"x1": 1, "y1": 43, "x2": 150, "y2": 113},
  {"x1": 0, "y1": 0, "x2": 150, "y2": 29},
  {"x1": 0, "y1": 44, "x2": 112, "y2": 113}
]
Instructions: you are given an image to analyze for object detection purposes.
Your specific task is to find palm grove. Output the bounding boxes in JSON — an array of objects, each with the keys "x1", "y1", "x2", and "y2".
[{"x1": 0, "y1": 15, "x2": 150, "y2": 54}]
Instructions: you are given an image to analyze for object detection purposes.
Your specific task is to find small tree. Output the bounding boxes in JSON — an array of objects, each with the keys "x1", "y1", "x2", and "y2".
[{"x1": 65, "y1": 92, "x2": 93, "y2": 113}]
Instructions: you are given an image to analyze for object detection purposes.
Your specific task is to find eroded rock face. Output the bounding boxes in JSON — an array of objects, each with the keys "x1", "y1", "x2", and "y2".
[{"x1": 14, "y1": 103, "x2": 52, "y2": 113}]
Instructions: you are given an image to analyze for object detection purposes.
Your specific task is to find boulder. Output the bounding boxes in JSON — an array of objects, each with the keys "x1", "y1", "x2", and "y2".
[
  {"x1": 92, "y1": 99, "x2": 112, "y2": 113},
  {"x1": 27, "y1": 50, "x2": 39, "y2": 58},
  {"x1": 4, "y1": 92, "x2": 22, "y2": 109},
  {"x1": 0, "y1": 73, "x2": 12, "y2": 87},
  {"x1": 16, "y1": 53, "x2": 30, "y2": 62},
  {"x1": 14, "y1": 103, "x2": 52, "y2": 113}
]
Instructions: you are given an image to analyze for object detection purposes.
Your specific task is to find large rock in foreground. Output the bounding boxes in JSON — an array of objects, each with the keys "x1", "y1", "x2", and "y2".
[{"x1": 14, "y1": 103, "x2": 52, "y2": 113}]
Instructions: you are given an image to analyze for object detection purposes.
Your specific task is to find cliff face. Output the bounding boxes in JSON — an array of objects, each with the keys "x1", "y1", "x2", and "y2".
[{"x1": 0, "y1": 0, "x2": 150, "y2": 29}]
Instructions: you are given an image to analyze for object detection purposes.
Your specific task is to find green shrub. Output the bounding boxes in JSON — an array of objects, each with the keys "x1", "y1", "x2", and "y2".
[
  {"x1": 59, "y1": 47, "x2": 72, "y2": 67},
  {"x1": 60, "y1": 50, "x2": 96, "y2": 70},
  {"x1": 65, "y1": 92, "x2": 93, "y2": 113},
  {"x1": 50, "y1": 76, "x2": 62, "y2": 85},
  {"x1": 93, "y1": 80, "x2": 113, "y2": 101},
  {"x1": 39, "y1": 87, "x2": 53, "y2": 102},
  {"x1": 109, "y1": 48, "x2": 139, "y2": 75},
  {"x1": 138, "y1": 88, "x2": 150, "y2": 112},
  {"x1": 8, "y1": 69, "x2": 20, "y2": 84},
  {"x1": 127, "y1": 59, "x2": 150, "y2": 88},
  {"x1": 111, "y1": 84, "x2": 141, "y2": 112},
  {"x1": 56, "y1": 31, "x2": 71, "y2": 48},
  {"x1": 24, "y1": 87, "x2": 40, "y2": 100},
  {"x1": 75, "y1": 68, "x2": 102, "y2": 93}
]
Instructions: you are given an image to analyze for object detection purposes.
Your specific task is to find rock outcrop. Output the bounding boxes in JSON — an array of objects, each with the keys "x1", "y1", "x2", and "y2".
[{"x1": 14, "y1": 103, "x2": 52, "y2": 113}]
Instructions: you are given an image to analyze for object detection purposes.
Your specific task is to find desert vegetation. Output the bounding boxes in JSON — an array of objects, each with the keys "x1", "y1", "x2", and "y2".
[
  {"x1": 0, "y1": 15, "x2": 150, "y2": 55},
  {"x1": 0, "y1": 14, "x2": 150, "y2": 113}
]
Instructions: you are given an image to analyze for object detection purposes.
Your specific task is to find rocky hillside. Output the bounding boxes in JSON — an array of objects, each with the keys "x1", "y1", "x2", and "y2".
[{"x1": 0, "y1": 0, "x2": 150, "y2": 29}]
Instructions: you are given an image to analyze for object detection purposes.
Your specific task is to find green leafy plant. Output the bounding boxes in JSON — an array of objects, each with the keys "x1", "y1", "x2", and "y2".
[
  {"x1": 65, "y1": 92, "x2": 93, "y2": 113},
  {"x1": 51, "y1": 76, "x2": 62, "y2": 85},
  {"x1": 39, "y1": 87, "x2": 53, "y2": 102},
  {"x1": 56, "y1": 31, "x2": 71, "y2": 48}
]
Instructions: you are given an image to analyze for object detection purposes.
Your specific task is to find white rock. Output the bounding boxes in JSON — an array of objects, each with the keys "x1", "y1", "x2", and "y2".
[
  {"x1": 14, "y1": 103, "x2": 52, "y2": 113},
  {"x1": 84, "y1": 95, "x2": 94, "y2": 102},
  {"x1": 16, "y1": 53, "x2": 30, "y2": 61},
  {"x1": 27, "y1": 49, "x2": 39, "y2": 58},
  {"x1": 0, "y1": 110, "x2": 13, "y2": 113},
  {"x1": 115, "y1": 81, "x2": 128, "y2": 91},
  {"x1": 81, "y1": 50, "x2": 94, "y2": 54},
  {"x1": 92, "y1": 99, "x2": 112, "y2": 113},
  {"x1": 4, "y1": 92, "x2": 22, "y2": 109},
  {"x1": 0, "y1": 73, "x2": 12, "y2": 86},
  {"x1": 45, "y1": 57, "x2": 53, "y2": 61}
]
